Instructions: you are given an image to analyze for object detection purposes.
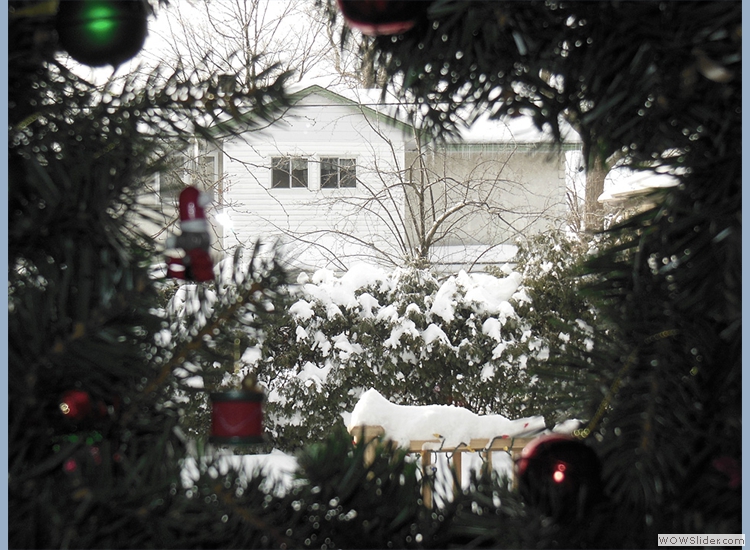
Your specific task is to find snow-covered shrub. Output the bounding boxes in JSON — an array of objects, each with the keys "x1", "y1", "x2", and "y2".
[
  {"x1": 249, "y1": 232, "x2": 596, "y2": 451},
  {"x1": 496, "y1": 232, "x2": 602, "y2": 425}
]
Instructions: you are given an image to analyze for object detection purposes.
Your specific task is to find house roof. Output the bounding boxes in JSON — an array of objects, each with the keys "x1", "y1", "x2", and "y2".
[
  {"x1": 214, "y1": 82, "x2": 581, "y2": 147},
  {"x1": 454, "y1": 114, "x2": 581, "y2": 145},
  {"x1": 212, "y1": 83, "x2": 414, "y2": 137},
  {"x1": 286, "y1": 84, "x2": 415, "y2": 136}
]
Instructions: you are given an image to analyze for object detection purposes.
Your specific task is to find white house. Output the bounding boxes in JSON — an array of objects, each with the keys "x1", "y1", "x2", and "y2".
[
  {"x1": 209, "y1": 85, "x2": 414, "y2": 272},
  {"x1": 411, "y1": 115, "x2": 581, "y2": 272},
  {"x1": 195, "y1": 85, "x2": 581, "y2": 273}
]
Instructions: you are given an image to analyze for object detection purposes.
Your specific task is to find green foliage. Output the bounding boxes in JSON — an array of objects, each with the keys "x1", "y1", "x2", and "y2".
[
  {"x1": 345, "y1": 0, "x2": 741, "y2": 540},
  {"x1": 8, "y1": 4, "x2": 292, "y2": 547},
  {"x1": 502, "y1": 232, "x2": 606, "y2": 425},
  {"x1": 580, "y1": 182, "x2": 742, "y2": 536},
  {"x1": 290, "y1": 426, "x2": 429, "y2": 548}
]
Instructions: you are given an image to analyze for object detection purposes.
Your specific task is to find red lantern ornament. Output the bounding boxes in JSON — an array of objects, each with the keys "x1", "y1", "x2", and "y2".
[
  {"x1": 209, "y1": 376, "x2": 265, "y2": 445},
  {"x1": 55, "y1": 0, "x2": 149, "y2": 67},
  {"x1": 166, "y1": 186, "x2": 215, "y2": 282},
  {"x1": 516, "y1": 434, "x2": 604, "y2": 521},
  {"x1": 336, "y1": 0, "x2": 431, "y2": 36}
]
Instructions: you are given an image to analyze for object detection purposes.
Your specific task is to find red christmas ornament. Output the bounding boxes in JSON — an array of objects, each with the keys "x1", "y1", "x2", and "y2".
[
  {"x1": 516, "y1": 434, "x2": 604, "y2": 521},
  {"x1": 209, "y1": 377, "x2": 265, "y2": 445},
  {"x1": 337, "y1": 0, "x2": 431, "y2": 36},
  {"x1": 59, "y1": 390, "x2": 92, "y2": 420},
  {"x1": 63, "y1": 457, "x2": 78, "y2": 474},
  {"x1": 59, "y1": 390, "x2": 114, "y2": 422},
  {"x1": 713, "y1": 456, "x2": 741, "y2": 489},
  {"x1": 166, "y1": 186, "x2": 215, "y2": 282},
  {"x1": 62, "y1": 445, "x2": 106, "y2": 485}
]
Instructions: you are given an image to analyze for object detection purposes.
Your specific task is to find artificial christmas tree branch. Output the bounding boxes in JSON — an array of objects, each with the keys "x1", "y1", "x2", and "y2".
[
  {"x1": 212, "y1": 482, "x2": 295, "y2": 548},
  {"x1": 140, "y1": 281, "x2": 265, "y2": 398},
  {"x1": 580, "y1": 328, "x2": 681, "y2": 439}
]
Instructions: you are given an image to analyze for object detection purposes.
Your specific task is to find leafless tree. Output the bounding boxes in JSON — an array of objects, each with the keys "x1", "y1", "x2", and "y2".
[
  {"x1": 151, "y1": 0, "x2": 335, "y2": 86},
  {"x1": 143, "y1": 4, "x2": 572, "y2": 268},
  {"x1": 235, "y1": 110, "x2": 569, "y2": 272}
]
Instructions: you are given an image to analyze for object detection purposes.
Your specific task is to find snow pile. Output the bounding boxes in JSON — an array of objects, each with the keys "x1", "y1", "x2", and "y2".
[
  {"x1": 256, "y1": 263, "x2": 554, "y2": 449},
  {"x1": 348, "y1": 389, "x2": 545, "y2": 449},
  {"x1": 451, "y1": 113, "x2": 581, "y2": 144},
  {"x1": 599, "y1": 166, "x2": 679, "y2": 205},
  {"x1": 181, "y1": 449, "x2": 298, "y2": 495},
  {"x1": 291, "y1": 264, "x2": 392, "y2": 323}
]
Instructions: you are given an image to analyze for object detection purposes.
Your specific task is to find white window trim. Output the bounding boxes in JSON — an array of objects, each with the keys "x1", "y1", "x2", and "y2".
[
  {"x1": 319, "y1": 156, "x2": 358, "y2": 189},
  {"x1": 270, "y1": 156, "x2": 310, "y2": 189}
]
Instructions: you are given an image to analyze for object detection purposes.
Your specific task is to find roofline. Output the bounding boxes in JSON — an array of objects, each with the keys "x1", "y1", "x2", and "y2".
[
  {"x1": 210, "y1": 84, "x2": 581, "y2": 148},
  {"x1": 287, "y1": 84, "x2": 414, "y2": 135},
  {"x1": 438, "y1": 140, "x2": 582, "y2": 152},
  {"x1": 211, "y1": 83, "x2": 415, "y2": 137}
]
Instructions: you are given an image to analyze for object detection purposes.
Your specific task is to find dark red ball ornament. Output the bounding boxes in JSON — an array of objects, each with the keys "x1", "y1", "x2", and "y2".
[
  {"x1": 59, "y1": 389, "x2": 116, "y2": 423},
  {"x1": 337, "y1": 0, "x2": 431, "y2": 36},
  {"x1": 56, "y1": 0, "x2": 149, "y2": 67},
  {"x1": 59, "y1": 389, "x2": 93, "y2": 420},
  {"x1": 516, "y1": 434, "x2": 604, "y2": 521},
  {"x1": 209, "y1": 379, "x2": 265, "y2": 445}
]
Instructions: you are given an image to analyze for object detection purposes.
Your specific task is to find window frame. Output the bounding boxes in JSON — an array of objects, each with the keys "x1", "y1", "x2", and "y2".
[
  {"x1": 320, "y1": 157, "x2": 357, "y2": 189},
  {"x1": 271, "y1": 156, "x2": 309, "y2": 189}
]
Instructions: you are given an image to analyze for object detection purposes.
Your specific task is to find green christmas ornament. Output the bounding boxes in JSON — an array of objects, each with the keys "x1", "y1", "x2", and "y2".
[{"x1": 55, "y1": 0, "x2": 149, "y2": 67}]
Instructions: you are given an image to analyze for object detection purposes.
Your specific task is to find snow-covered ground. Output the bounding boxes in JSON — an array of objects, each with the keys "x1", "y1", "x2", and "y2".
[{"x1": 181, "y1": 447, "x2": 299, "y2": 495}]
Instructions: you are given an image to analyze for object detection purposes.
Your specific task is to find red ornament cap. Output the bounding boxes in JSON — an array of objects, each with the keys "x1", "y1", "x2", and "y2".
[{"x1": 178, "y1": 186, "x2": 211, "y2": 232}]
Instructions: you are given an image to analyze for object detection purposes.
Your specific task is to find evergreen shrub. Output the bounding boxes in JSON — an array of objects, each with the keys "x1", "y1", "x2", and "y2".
[{"x1": 246, "y1": 232, "x2": 599, "y2": 452}]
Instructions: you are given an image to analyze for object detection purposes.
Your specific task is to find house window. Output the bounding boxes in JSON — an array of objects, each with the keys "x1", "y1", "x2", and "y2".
[
  {"x1": 199, "y1": 155, "x2": 215, "y2": 182},
  {"x1": 272, "y1": 157, "x2": 308, "y2": 188},
  {"x1": 321, "y1": 158, "x2": 356, "y2": 188}
]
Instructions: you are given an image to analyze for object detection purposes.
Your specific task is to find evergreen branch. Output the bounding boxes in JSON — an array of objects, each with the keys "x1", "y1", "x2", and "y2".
[
  {"x1": 211, "y1": 482, "x2": 295, "y2": 548},
  {"x1": 141, "y1": 281, "x2": 264, "y2": 398},
  {"x1": 579, "y1": 329, "x2": 681, "y2": 439}
]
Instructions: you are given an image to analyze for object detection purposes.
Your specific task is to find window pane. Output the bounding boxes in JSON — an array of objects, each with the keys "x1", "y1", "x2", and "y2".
[
  {"x1": 340, "y1": 158, "x2": 356, "y2": 188},
  {"x1": 320, "y1": 158, "x2": 337, "y2": 188},
  {"x1": 291, "y1": 157, "x2": 308, "y2": 188},
  {"x1": 200, "y1": 156, "x2": 215, "y2": 180},
  {"x1": 272, "y1": 157, "x2": 289, "y2": 188}
]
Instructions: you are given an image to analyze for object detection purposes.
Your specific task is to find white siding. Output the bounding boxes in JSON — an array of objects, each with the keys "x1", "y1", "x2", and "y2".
[
  {"x1": 403, "y1": 143, "x2": 569, "y2": 268},
  {"x1": 218, "y1": 88, "x2": 576, "y2": 273},
  {"x1": 221, "y1": 91, "x2": 412, "y2": 270}
]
